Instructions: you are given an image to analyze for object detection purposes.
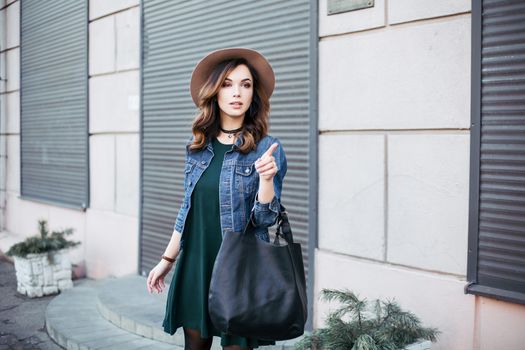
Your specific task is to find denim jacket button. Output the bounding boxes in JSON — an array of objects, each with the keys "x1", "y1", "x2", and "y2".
[
  {"x1": 245, "y1": 168, "x2": 250, "y2": 173},
  {"x1": 189, "y1": 180, "x2": 193, "y2": 186},
  {"x1": 201, "y1": 161, "x2": 206, "y2": 165}
]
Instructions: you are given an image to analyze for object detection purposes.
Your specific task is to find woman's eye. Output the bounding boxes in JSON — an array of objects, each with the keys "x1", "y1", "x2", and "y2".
[{"x1": 222, "y1": 82, "x2": 251, "y2": 88}]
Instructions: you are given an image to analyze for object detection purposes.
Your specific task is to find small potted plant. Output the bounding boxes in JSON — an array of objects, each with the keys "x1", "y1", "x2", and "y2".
[
  {"x1": 5, "y1": 219, "x2": 81, "y2": 298},
  {"x1": 295, "y1": 288, "x2": 440, "y2": 350}
]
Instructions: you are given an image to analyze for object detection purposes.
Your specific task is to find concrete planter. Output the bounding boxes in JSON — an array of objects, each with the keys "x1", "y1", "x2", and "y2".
[{"x1": 12, "y1": 248, "x2": 73, "y2": 298}]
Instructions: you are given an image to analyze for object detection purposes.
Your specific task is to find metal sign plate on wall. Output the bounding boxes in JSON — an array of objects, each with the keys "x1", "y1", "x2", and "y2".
[{"x1": 327, "y1": 0, "x2": 374, "y2": 15}]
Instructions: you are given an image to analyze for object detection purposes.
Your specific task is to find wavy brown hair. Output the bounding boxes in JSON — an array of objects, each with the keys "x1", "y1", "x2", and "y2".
[{"x1": 188, "y1": 58, "x2": 270, "y2": 154}]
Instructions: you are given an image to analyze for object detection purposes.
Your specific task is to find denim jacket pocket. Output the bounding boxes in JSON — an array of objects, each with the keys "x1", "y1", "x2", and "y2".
[{"x1": 234, "y1": 162, "x2": 258, "y2": 194}]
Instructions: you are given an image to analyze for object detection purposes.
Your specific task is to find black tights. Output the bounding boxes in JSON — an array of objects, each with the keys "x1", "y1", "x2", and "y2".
[{"x1": 183, "y1": 327, "x2": 253, "y2": 350}]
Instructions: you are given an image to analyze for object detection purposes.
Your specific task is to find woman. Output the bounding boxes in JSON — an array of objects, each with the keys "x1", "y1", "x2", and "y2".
[{"x1": 146, "y1": 47, "x2": 287, "y2": 350}]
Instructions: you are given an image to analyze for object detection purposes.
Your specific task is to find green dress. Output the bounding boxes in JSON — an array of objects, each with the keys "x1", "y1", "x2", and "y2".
[{"x1": 162, "y1": 137, "x2": 276, "y2": 348}]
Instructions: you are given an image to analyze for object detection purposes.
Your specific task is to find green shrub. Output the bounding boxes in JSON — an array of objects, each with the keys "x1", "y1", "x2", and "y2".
[
  {"x1": 295, "y1": 288, "x2": 439, "y2": 350},
  {"x1": 6, "y1": 219, "x2": 81, "y2": 258}
]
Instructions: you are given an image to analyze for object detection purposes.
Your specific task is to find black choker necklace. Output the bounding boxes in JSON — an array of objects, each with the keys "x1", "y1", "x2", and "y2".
[{"x1": 219, "y1": 126, "x2": 243, "y2": 138}]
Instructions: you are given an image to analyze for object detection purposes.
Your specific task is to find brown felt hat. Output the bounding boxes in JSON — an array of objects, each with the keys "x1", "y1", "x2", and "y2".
[{"x1": 190, "y1": 47, "x2": 275, "y2": 107}]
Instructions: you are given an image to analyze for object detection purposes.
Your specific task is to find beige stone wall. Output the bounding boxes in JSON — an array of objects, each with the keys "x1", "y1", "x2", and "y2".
[
  {"x1": 316, "y1": 1, "x2": 525, "y2": 349},
  {"x1": 87, "y1": 0, "x2": 140, "y2": 279}
]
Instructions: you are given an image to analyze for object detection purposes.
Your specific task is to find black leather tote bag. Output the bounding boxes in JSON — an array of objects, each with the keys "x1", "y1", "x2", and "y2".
[{"x1": 208, "y1": 204, "x2": 307, "y2": 341}]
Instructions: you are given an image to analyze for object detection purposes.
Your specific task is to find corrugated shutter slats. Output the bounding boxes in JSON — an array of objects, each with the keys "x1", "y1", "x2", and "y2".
[
  {"x1": 20, "y1": 0, "x2": 88, "y2": 208},
  {"x1": 475, "y1": 0, "x2": 525, "y2": 295}
]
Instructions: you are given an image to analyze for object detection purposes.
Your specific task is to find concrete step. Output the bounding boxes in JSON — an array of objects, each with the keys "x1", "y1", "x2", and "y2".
[
  {"x1": 46, "y1": 274, "x2": 301, "y2": 349},
  {"x1": 45, "y1": 278, "x2": 183, "y2": 350},
  {"x1": 95, "y1": 274, "x2": 197, "y2": 348}
]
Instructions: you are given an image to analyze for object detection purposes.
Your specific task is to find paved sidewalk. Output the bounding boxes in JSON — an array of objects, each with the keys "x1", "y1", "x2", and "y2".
[{"x1": 0, "y1": 255, "x2": 63, "y2": 350}]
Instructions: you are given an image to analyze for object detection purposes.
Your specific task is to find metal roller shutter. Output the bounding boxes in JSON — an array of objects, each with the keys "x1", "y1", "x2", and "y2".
[
  {"x1": 140, "y1": 0, "x2": 316, "y2": 318},
  {"x1": 467, "y1": 0, "x2": 525, "y2": 303},
  {"x1": 20, "y1": 0, "x2": 88, "y2": 208}
]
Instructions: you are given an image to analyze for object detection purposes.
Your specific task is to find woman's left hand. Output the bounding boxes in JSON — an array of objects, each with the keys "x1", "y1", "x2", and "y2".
[{"x1": 254, "y1": 143, "x2": 279, "y2": 181}]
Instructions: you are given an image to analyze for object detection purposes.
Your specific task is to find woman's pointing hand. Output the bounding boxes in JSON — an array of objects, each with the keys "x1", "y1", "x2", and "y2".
[{"x1": 255, "y1": 143, "x2": 279, "y2": 181}]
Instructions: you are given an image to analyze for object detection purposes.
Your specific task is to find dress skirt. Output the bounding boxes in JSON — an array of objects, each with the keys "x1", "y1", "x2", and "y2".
[{"x1": 162, "y1": 137, "x2": 276, "y2": 348}]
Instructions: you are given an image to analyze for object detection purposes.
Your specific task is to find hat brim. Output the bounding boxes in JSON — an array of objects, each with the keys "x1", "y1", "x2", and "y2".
[{"x1": 190, "y1": 47, "x2": 275, "y2": 107}]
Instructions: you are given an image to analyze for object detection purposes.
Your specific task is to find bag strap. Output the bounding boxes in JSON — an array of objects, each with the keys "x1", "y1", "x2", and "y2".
[
  {"x1": 273, "y1": 204, "x2": 308, "y2": 319},
  {"x1": 274, "y1": 204, "x2": 294, "y2": 245}
]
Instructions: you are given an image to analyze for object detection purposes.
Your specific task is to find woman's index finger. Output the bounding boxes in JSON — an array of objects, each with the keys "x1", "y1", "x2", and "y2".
[{"x1": 261, "y1": 142, "x2": 279, "y2": 158}]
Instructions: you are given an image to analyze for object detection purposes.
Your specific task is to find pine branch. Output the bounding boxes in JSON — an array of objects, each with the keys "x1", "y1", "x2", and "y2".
[
  {"x1": 295, "y1": 289, "x2": 440, "y2": 350},
  {"x1": 352, "y1": 334, "x2": 379, "y2": 350}
]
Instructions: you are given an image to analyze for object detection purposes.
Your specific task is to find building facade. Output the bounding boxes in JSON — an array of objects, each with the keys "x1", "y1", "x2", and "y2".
[{"x1": 1, "y1": 1, "x2": 524, "y2": 349}]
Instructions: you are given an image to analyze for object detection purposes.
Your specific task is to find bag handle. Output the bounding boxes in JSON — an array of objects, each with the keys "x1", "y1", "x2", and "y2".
[{"x1": 273, "y1": 205, "x2": 294, "y2": 245}]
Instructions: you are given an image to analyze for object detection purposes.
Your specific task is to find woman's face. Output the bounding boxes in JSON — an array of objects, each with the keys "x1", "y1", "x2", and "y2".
[{"x1": 217, "y1": 64, "x2": 254, "y2": 123}]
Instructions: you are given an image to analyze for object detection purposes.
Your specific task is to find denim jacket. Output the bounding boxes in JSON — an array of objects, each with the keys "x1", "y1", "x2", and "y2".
[{"x1": 173, "y1": 132, "x2": 287, "y2": 249}]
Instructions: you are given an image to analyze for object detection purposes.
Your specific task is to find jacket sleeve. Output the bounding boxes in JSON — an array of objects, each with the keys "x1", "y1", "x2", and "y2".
[
  {"x1": 250, "y1": 137, "x2": 288, "y2": 228},
  {"x1": 173, "y1": 135, "x2": 193, "y2": 241}
]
